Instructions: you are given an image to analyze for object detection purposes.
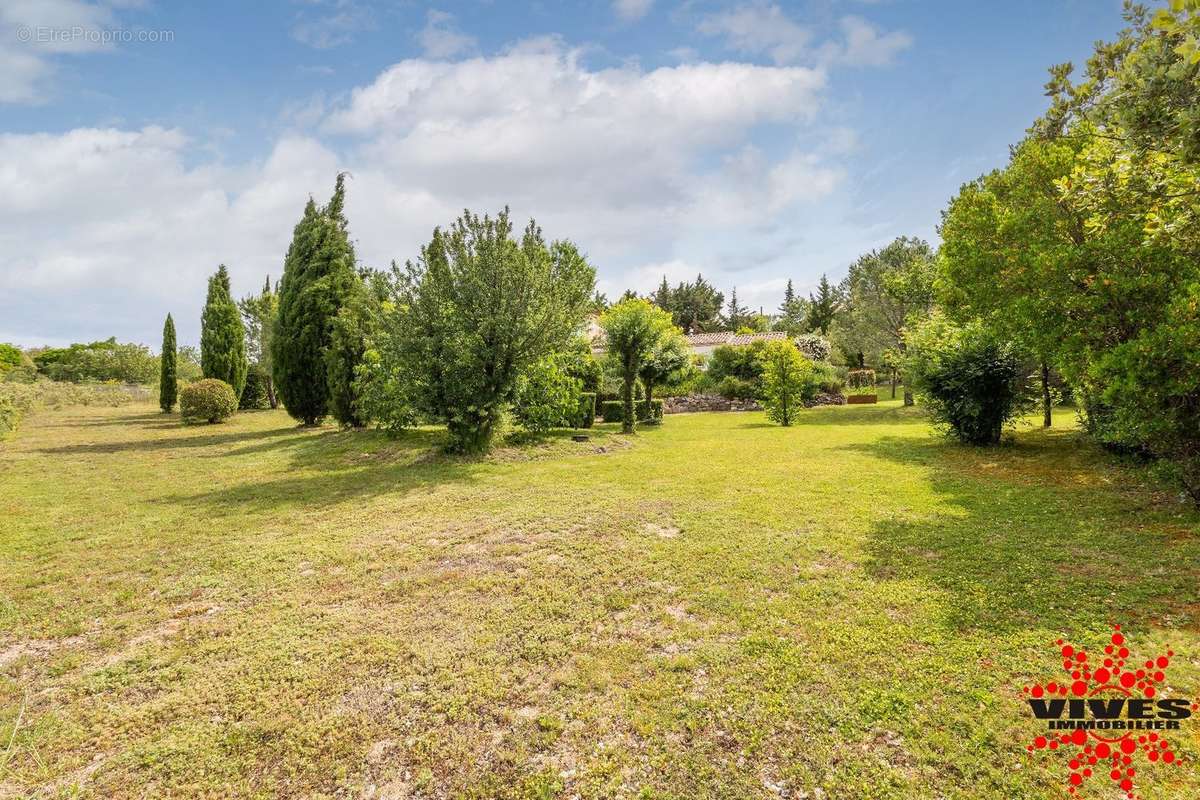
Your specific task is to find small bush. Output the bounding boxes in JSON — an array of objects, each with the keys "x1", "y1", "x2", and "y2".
[
  {"x1": 600, "y1": 400, "x2": 624, "y2": 423},
  {"x1": 180, "y1": 378, "x2": 238, "y2": 424},
  {"x1": 576, "y1": 392, "x2": 596, "y2": 428},
  {"x1": 847, "y1": 369, "x2": 876, "y2": 391},
  {"x1": 636, "y1": 399, "x2": 664, "y2": 422},
  {"x1": 810, "y1": 362, "x2": 845, "y2": 395},
  {"x1": 512, "y1": 355, "x2": 583, "y2": 433},
  {"x1": 794, "y1": 333, "x2": 831, "y2": 362},
  {"x1": 905, "y1": 315, "x2": 1031, "y2": 445},
  {"x1": 239, "y1": 364, "x2": 269, "y2": 410},
  {"x1": 714, "y1": 375, "x2": 758, "y2": 400}
]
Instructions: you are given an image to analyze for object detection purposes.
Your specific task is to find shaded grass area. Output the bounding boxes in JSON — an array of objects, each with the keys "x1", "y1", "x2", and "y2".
[{"x1": 1, "y1": 401, "x2": 1198, "y2": 799}]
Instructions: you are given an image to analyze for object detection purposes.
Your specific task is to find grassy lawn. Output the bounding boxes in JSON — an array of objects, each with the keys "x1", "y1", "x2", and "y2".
[{"x1": 2, "y1": 401, "x2": 1199, "y2": 799}]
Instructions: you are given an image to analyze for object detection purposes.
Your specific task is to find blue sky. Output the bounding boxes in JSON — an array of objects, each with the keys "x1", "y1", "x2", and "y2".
[{"x1": 0, "y1": 0, "x2": 1129, "y2": 347}]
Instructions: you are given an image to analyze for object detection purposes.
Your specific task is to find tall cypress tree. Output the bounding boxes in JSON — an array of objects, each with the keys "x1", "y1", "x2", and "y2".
[
  {"x1": 159, "y1": 313, "x2": 177, "y2": 412},
  {"x1": 200, "y1": 264, "x2": 248, "y2": 397},
  {"x1": 273, "y1": 174, "x2": 359, "y2": 426}
]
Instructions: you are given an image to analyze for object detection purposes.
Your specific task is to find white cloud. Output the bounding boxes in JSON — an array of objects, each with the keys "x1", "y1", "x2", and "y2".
[
  {"x1": 613, "y1": 0, "x2": 654, "y2": 22},
  {"x1": 696, "y1": 1, "x2": 812, "y2": 65},
  {"x1": 0, "y1": 41, "x2": 850, "y2": 346},
  {"x1": 696, "y1": 3, "x2": 911, "y2": 68},
  {"x1": 290, "y1": 0, "x2": 374, "y2": 49},
  {"x1": 416, "y1": 9, "x2": 476, "y2": 59},
  {"x1": 0, "y1": 0, "x2": 117, "y2": 103},
  {"x1": 836, "y1": 15, "x2": 912, "y2": 66}
]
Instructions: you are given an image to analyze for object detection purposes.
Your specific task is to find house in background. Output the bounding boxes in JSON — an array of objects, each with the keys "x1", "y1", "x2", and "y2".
[{"x1": 685, "y1": 331, "x2": 786, "y2": 360}]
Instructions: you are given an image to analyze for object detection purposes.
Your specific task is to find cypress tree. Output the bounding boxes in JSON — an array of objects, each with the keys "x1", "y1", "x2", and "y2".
[
  {"x1": 159, "y1": 313, "x2": 177, "y2": 412},
  {"x1": 200, "y1": 264, "x2": 248, "y2": 397},
  {"x1": 273, "y1": 174, "x2": 359, "y2": 426}
]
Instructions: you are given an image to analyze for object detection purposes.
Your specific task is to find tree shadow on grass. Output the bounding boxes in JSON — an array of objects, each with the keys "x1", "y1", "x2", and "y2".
[
  {"x1": 849, "y1": 432, "x2": 1200, "y2": 634},
  {"x1": 155, "y1": 427, "x2": 480, "y2": 515},
  {"x1": 33, "y1": 424, "x2": 302, "y2": 455}
]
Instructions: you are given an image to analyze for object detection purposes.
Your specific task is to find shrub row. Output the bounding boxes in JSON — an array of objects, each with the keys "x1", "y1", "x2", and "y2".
[{"x1": 600, "y1": 399, "x2": 663, "y2": 423}]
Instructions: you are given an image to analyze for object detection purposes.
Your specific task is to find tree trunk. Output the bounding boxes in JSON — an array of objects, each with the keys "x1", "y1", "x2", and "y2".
[
  {"x1": 266, "y1": 376, "x2": 278, "y2": 410},
  {"x1": 890, "y1": 370, "x2": 897, "y2": 399},
  {"x1": 903, "y1": 390, "x2": 913, "y2": 407},
  {"x1": 622, "y1": 367, "x2": 635, "y2": 434},
  {"x1": 1041, "y1": 360, "x2": 1052, "y2": 428},
  {"x1": 644, "y1": 380, "x2": 653, "y2": 421}
]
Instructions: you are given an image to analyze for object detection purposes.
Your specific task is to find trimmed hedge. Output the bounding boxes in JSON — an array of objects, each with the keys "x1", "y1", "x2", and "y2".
[
  {"x1": 601, "y1": 398, "x2": 664, "y2": 424},
  {"x1": 576, "y1": 392, "x2": 596, "y2": 428},
  {"x1": 180, "y1": 378, "x2": 238, "y2": 424}
]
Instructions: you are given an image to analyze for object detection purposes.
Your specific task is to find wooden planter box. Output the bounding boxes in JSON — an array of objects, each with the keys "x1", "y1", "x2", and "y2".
[{"x1": 846, "y1": 394, "x2": 878, "y2": 405}]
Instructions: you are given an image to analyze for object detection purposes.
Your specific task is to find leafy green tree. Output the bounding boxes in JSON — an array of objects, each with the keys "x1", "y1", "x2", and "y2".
[
  {"x1": 200, "y1": 265, "x2": 248, "y2": 397},
  {"x1": 395, "y1": 209, "x2": 595, "y2": 453},
  {"x1": 600, "y1": 298, "x2": 674, "y2": 433},
  {"x1": 836, "y1": 238, "x2": 935, "y2": 405},
  {"x1": 637, "y1": 328, "x2": 689, "y2": 411},
  {"x1": 905, "y1": 314, "x2": 1031, "y2": 445},
  {"x1": 652, "y1": 274, "x2": 725, "y2": 333},
  {"x1": 33, "y1": 338, "x2": 158, "y2": 384},
  {"x1": 939, "y1": 137, "x2": 1084, "y2": 426},
  {"x1": 723, "y1": 287, "x2": 751, "y2": 331},
  {"x1": 806, "y1": 274, "x2": 840, "y2": 337},
  {"x1": 326, "y1": 272, "x2": 373, "y2": 428},
  {"x1": 759, "y1": 340, "x2": 812, "y2": 426},
  {"x1": 239, "y1": 276, "x2": 280, "y2": 408},
  {"x1": 0, "y1": 343, "x2": 20, "y2": 373},
  {"x1": 775, "y1": 279, "x2": 808, "y2": 335},
  {"x1": 512, "y1": 354, "x2": 583, "y2": 433},
  {"x1": 273, "y1": 174, "x2": 360, "y2": 425},
  {"x1": 159, "y1": 314, "x2": 177, "y2": 412}
]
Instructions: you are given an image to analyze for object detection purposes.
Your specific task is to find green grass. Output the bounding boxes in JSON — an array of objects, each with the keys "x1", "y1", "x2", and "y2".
[{"x1": 2, "y1": 400, "x2": 1199, "y2": 799}]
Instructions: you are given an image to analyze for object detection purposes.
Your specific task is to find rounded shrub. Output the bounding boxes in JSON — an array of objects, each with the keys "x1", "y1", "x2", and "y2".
[{"x1": 180, "y1": 378, "x2": 238, "y2": 424}]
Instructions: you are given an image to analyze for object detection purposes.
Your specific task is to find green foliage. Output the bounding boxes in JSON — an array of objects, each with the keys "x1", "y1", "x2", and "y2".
[
  {"x1": 179, "y1": 378, "x2": 238, "y2": 424},
  {"x1": 393, "y1": 208, "x2": 596, "y2": 452},
  {"x1": 649, "y1": 273, "x2": 725, "y2": 333},
  {"x1": 0, "y1": 380, "x2": 144, "y2": 438},
  {"x1": 200, "y1": 265, "x2": 248, "y2": 398},
  {"x1": 576, "y1": 392, "x2": 596, "y2": 429},
  {"x1": 810, "y1": 361, "x2": 845, "y2": 395},
  {"x1": 559, "y1": 337, "x2": 602, "y2": 393},
  {"x1": 1089, "y1": 283, "x2": 1200, "y2": 502},
  {"x1": 638, "y1": 329, "x2": 689, "y2": 408},
  {"x1": 600, "y1": 398, "x2": 661, "y2": 423},
  {"x1": 239, "y1": 276, "x2": 280, "y2": 409},
  {"x1": 775, "y1": 279, "x2": 809, "y2": 336},
  {"x1": 32, "y1": 338, "x2": 158, "y2": 384},
  {"x1": 836, "y1": 237, "x2": 936, "y2": 381},
  {"x1": 714, "y1": 376, "x2": 758, "y2": 401},
  {"x1": 177, "y1": 345, "x2": 202, "y2": 382},
  {"x1": 806, "y1": 274, "x2": 841, "y2": 336},
  {"x1": 239, "y1": 364, "x2": 270, "y2": 410},
  {"x1": 758, "y1": 340, "x2": 812, "y2": 426},
  {"x1": 905, "y1": 315, "x2": 1031, "y2": 446},
  {"x1": 159, "y1": 314, "x2": 177, "y2": 413},
  {"x1": 0, "y1": 343, "x2": 21, "y2": 373},
  {"x1": 637, "y1": 398, "x2": 664, "y2": 422},
  {"x1": 512, "y1": 354, "x2": 583, "y2": 433},
  {"x1": 704, "y1": 340, "x2": 769, "y2": 399},
  {"x1": 847, "y1": 369, "x2": 877, "y2": 396},
  {"x1": 600, "y1": 298, "x2": 676, "y2": 433},
  {"x1": 326, "y1": 274, "x2": 372, "y2": 428},
  {"x1": 600, "y1": 400, "x2": 624, "y2": 423},
  {"x1": 274, "y1": 175, "x2": 360, "y2": 426},
  {"x1": 351, "y1": 276, "x2": 417, "y2": 437},
  {"x1": 722, "y1": 287, "x2": 752, "y2": 331}
]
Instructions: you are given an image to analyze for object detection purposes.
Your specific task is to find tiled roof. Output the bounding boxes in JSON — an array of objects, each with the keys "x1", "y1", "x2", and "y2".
[{"x1": 684, "y1": 331, "x2": 787, "y2": 347}]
